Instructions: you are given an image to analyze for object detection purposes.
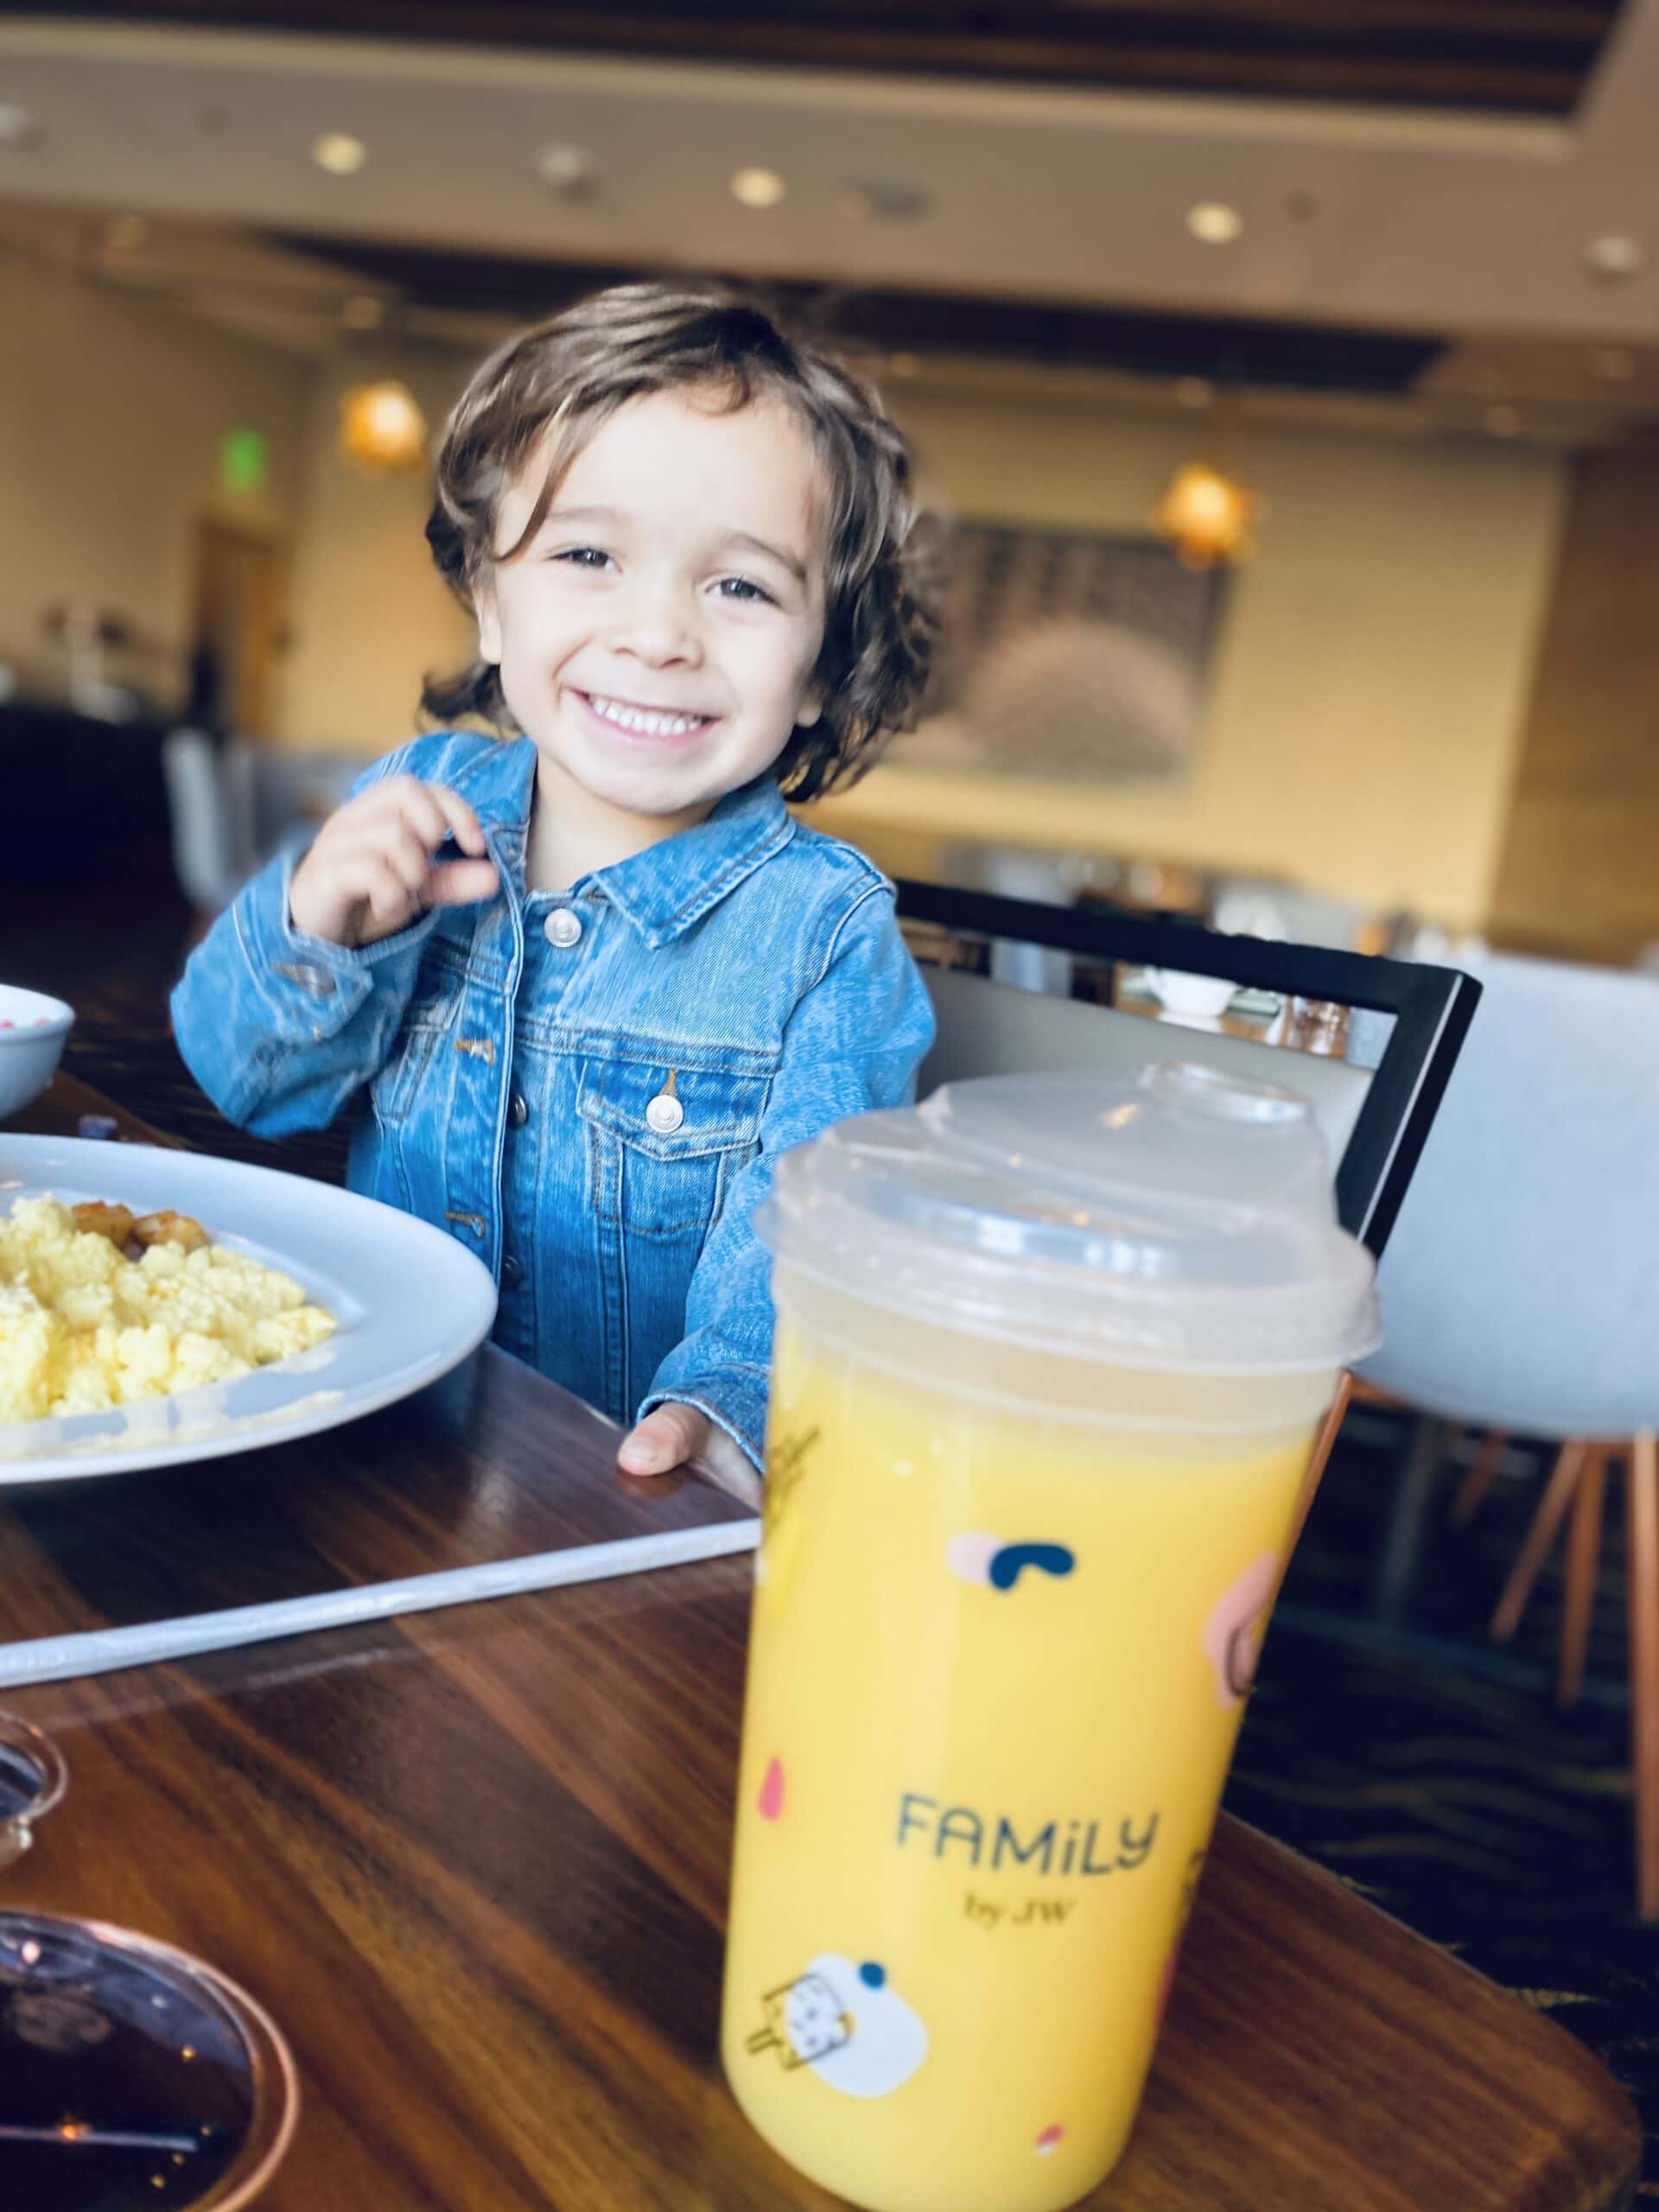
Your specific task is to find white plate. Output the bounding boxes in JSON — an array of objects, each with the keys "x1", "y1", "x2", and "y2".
[{"x1": 0, "y1": 1137, "x2": 498, "y2": 1480}]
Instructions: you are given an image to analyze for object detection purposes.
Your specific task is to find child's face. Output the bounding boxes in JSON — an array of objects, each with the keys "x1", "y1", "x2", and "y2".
[{"x1": 478, "y1": 385, "x2": 827, "y2": 824}]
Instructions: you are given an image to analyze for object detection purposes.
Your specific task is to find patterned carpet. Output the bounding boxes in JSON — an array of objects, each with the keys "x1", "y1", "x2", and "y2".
[
  {"x1": 1236, "y1": 1408, "x2": 1659, "y2": 2195},
  {"x1": 8, "y1": 880, "x2": 1655, "y2": 2192}
]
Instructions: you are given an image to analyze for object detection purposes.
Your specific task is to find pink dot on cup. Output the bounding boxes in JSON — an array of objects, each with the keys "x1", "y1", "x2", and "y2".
[
  {"x1": 1034, "y1": 2125, "x2": 1065, "y2": 2154},
  {"x1": 758, "y1": 1756, "x2": 785, "y2": 1822}
]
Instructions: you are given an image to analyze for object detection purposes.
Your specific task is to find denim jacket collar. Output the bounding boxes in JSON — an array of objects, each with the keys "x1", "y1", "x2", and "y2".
[{"x1": 455, "y1": 735, "x2": 798, "y2": 950}]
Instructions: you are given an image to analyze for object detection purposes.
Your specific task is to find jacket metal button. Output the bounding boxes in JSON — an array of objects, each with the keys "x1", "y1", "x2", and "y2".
[
  {"x1": 645, "y1": 1091, "x2": 684, "y2": 1135},
  {"x1": 501, "y1": 1255, "x2": 524, "y2": 1289},
  {"x1": 543, "y1": 908, "x2": 583, "y2": 949},
  {"x1": 508, "y1": 1091, "x2": 529, "y2": 1128}
]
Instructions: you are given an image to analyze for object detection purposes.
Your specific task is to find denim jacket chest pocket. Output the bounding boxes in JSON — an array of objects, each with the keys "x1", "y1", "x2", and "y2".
[
  {"x1": 369, "y1": 962, "x2": 469, "y2": 1130},
  {"x1": 577, "y1": 1054, "x2": 772, "y2": 1241}
]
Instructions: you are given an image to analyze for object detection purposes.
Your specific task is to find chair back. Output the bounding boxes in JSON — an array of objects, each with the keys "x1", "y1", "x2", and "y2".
[
  {"x1": 162, "y1": 734, "x2": 362, "y2": 912},
  {"x1": 921, "y1": 965, "x2": 1373, "y2": 1170},
  {"x1": 1360, "y1": 951, "x2": 1659, "y2": 1437},
  {"x1": 896, "y1": 879, "x2": 1478, "y2": 1258},
  {"x1": 160, "y1": 728, "x2": 239, "y2": 912}
]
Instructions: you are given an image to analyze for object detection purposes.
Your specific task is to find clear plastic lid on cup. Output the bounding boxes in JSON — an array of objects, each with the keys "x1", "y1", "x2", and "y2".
[{"x1": 759, "y1": 1062, "x2": 1381, "y2": 1433}]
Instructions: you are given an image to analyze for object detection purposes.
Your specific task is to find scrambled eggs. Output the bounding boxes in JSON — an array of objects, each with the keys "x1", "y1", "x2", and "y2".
[{"x1": 0, "y1": 1196, "x2": 336, "y2": 1421}]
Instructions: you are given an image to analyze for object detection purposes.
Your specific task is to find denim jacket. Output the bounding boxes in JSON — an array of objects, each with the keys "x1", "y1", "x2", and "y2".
[{"x1": 170, "y1": 730, "x2": 935, "y2": 1470}]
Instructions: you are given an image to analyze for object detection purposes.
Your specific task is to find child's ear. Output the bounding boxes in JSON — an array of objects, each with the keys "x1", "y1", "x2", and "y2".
[
  {"x1": 795, "y1": 684, "x2": 823, "y2": 730},
  {"x1": 475, "y1": 574, "x2": 503, "y2": 665}
]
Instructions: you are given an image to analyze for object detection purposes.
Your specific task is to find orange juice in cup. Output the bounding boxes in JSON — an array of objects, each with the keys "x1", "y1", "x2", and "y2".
[{"x1": 722, "y1": 1065, "x2": 1379, "y2": 2212}]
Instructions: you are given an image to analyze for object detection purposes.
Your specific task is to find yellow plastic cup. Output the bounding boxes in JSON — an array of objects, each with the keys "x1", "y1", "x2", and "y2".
[{"x1": 722, "y1": 1065, "x2": 1379, "y2": 2212}]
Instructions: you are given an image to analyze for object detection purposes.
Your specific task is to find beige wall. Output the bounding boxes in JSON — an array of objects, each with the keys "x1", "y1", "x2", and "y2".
[
  {"x1": 276, "y1": 351, "x2": 477, "y2": 753},
  {"x1": 0, "y1": 249, "x2": 309, "y2": 696},
  {"x1": 1487, "y1": 438, "x2": 1659, "y2": 966},
  {"x1": 0, "y1": 269, "x2": 1564, "y2": 938},
  {"x1": 815, "y1": 390, "x2": 1567, "y2": 933},
  {"x1": 276, "y1": 365, "x2": 1567, "y2": 931}
]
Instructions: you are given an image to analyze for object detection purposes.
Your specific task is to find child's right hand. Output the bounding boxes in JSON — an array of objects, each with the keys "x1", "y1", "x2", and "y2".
[{"x1": 288, "y1": 778, "x2": 500, "y2": 948}]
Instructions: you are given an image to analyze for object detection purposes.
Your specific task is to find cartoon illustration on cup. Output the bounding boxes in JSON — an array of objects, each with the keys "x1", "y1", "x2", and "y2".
[
  {"x1": 762, "y1": 1425, "x2": 820, "y2": 1541},
  {"x1": 756, "y1": 1425, "x2": 820, "y2": 1606},
  {"x1": 1200, "y1": 1551, "x2": 1281, "y2": 1708},
  {"x1": 946, "y1": 1533, "x2": 1077, "y2": 1592},
  {"x1": 747, "y1": 1971, "x2": 852, "y2": 2070},
  {"x1": 746, "y1": 1954, "x2": 929, "y2": 2100}
]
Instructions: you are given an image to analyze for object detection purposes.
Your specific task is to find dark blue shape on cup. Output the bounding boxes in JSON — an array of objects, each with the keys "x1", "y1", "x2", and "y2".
[
  {"x1": 988, "y1": 1542, "x2": 1077, "y2": 1592},
  {"x1": 858, "y1": 1961, "x2": 887, "y2": 1990}
]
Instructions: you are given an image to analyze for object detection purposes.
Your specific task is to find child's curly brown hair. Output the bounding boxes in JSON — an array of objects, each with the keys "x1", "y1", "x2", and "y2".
[{"x1": 423, "y1": 280, "x2": 938, "y2": 802}]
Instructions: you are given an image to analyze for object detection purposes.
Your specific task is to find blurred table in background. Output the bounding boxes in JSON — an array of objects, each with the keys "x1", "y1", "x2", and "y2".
[{"x1": 0, "y1": 699, "x2": 175, "y2": 891}]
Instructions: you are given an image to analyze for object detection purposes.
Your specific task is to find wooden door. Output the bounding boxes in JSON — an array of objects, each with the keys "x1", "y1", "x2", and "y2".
[{"x1": 188, "y1": 516, "x2": 287, "y2": 739}]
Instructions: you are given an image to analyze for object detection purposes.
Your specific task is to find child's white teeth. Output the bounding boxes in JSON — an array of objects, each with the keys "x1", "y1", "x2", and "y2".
[{"x1": 588, "y1": 694, "x2": 706, "y2": 736}]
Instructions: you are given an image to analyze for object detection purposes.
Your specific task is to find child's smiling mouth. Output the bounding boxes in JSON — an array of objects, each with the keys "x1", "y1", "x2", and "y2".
[{"x1": 574, "y1": 690, "x2": 717, "y2": 741}]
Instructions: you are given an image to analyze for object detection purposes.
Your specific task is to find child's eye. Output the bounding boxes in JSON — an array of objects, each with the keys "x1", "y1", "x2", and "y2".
[
  {"x1": 553, "y1": 546, "x2": 613, "y2": 570},
  {"x1": 714, "y1": 575, "x2": 777, "y2": 605}
]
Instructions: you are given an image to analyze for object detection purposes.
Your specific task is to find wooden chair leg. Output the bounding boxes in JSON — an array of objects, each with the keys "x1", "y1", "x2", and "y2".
[
  {"x1": 1627, "y1": 1432, "x2": 1659, "y2": 1922},
  {"x1": 1287, "y1": 1372, "x2": 1354, "y2": 1558},
  {"x1": 1491, "y1": 1439, "x2": 1588, "y2": 1644},
  {"x1": 1452, "y1": 1427, "x2": 1510, "y2": 1529},
  {"x1": 1557, "y1": 1446, "x2": 1609, "y2": 1708}
]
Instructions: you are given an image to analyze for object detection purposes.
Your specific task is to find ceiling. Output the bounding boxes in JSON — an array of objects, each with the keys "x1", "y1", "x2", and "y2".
[
  {"x1": 10, "y1": 0, "x2": 1630, "y2": 118},
  {"x1": 275, "y1": 229, "x2": 1451, "y2": 391},
  {"x1": 1, "y1": 7, "x2": 1658, "y2": 442}
]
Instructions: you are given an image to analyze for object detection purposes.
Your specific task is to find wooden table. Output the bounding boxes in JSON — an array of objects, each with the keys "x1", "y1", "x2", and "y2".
[{"x1": 0, "y1": 1074, "x2": 1641, "y2": 2210}]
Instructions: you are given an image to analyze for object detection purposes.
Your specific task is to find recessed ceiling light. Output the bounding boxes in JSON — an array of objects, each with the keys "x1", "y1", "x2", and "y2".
[
  {"x1": 1185, "y1": 201, "x2": 1243, "y2": 245},
  {"x1": 341, "y1": 294, "x2": 385, "y2": 331},
  {"x1": 836, "y1": 178, "x2": 930, "y2": 225},
  {"x1": 1174, "y1": 376, "x2": 1215, "y2": 409},
  {"x1": 1594, "y1": 345, "x2": 1637, "y2": 381},
  {"x1": 312, "y1": 131, "x2": 368, "y2": 178},
  {"x1": 536, "y1": 143, "x2": 595, "y2": 198},
  {"x1": 1484, "y1": 404, "x2": 1522, "y2": 438},
  {"x1": 104, "y1": 213, "x2": 149, "y2": 253},
  {"x1": 730, "y1": 167, "x2": 786, "y2": 211},
  {"x1": 1582, "y1": 232, "x2": 1645, "y2": 283},
  {"x1": 0, "y1": 104, "x2": 38, "y2": 149}
]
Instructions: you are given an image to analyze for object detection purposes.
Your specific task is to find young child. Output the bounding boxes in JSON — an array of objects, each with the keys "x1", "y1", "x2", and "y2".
[{"x1": 172, "y1": 283, "x2": 938, "y2": 1497}]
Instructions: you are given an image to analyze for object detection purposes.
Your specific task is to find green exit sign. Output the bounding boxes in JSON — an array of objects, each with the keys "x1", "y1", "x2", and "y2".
[{"x1": 219, "y1": 428, "x2": 269, "y2": 495}]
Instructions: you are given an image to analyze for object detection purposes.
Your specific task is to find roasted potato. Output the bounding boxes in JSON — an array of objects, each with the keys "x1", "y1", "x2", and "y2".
[
  {"x1": 70, "y1": 1201, "x2": 137, "y2": 1248},
  {"x1": 130, "y1": 1210, "x2": 210, "y2": 1254}
]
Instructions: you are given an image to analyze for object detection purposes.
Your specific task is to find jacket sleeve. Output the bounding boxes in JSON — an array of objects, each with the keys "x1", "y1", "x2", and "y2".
[
  {"x1": 168, "y1": 745, "x2": 446, "y2": 1137},
  {"x1": 639, "y1": 878, "x2": 935, "y2": 1473}
]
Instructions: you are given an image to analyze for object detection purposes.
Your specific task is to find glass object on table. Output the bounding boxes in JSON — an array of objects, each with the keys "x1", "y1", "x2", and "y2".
[
  {"x1": 0, "y1": 1715, "x2": 299, "y2": 2209},
  {"x1": 0, "y1": 1714, "x2": 67, "y2": 1875},
  {"x1": 1287, "y1": 997, "x2": 1352, "y2": 1058}
]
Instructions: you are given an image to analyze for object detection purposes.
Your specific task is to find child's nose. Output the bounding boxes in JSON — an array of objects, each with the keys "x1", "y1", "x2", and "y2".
[{"x1": 611, "y1": 582, "x2": 702, "y2": 667}]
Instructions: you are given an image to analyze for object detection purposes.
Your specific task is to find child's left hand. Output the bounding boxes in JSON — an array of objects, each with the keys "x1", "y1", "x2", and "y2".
[{"x1": 618, "y1": 1405, "x2": 760, "y2": 1506}]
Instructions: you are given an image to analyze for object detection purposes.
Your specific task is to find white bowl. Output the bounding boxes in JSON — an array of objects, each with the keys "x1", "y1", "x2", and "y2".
[
  {"x1": 0, "y1": 984, "x2": 73, "y2": 1122},
  {"x1": 1141, "y1": 967, "x2": 1239, "y2": 1020}
]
